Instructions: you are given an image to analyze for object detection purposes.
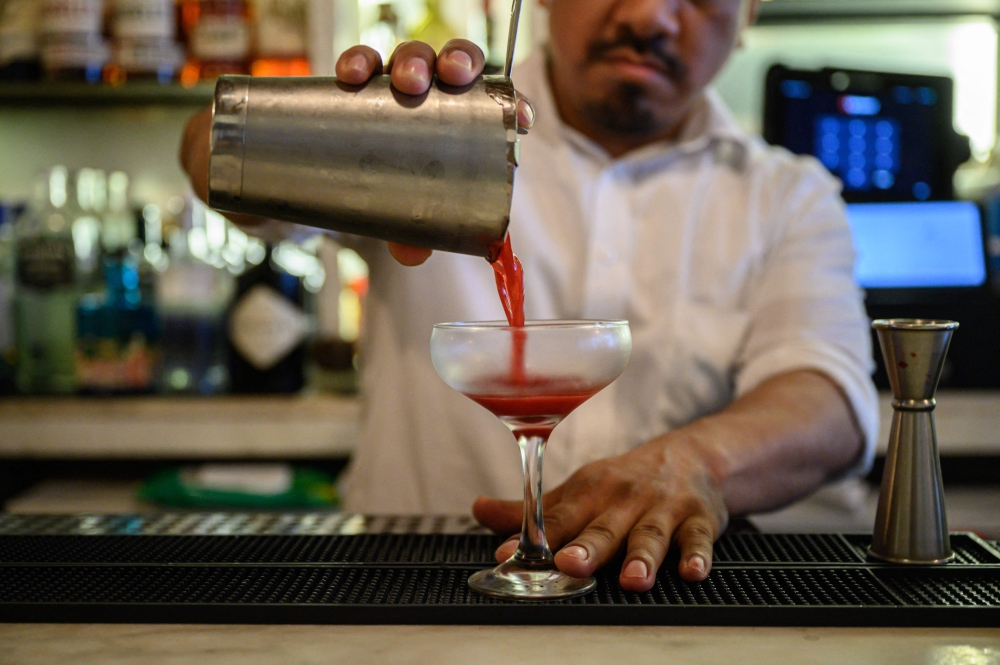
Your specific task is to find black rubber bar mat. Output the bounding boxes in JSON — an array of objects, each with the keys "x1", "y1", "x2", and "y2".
[{"x1": 0, "y1": 513, "x2": 998, "y2": 627}]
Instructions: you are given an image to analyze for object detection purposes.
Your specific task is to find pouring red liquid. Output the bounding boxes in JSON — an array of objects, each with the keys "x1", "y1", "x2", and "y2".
[{"x1": 490, "y1": 235, "x2": 526, "y2": 383}]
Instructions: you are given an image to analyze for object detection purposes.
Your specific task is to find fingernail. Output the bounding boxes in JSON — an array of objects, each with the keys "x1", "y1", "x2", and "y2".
[
  {"x1": 561, "y1": 545, "x2": 588, "y2": 561},
  {"x1": 688, "y1": 556, "x2": 706, "y2": 576},
  {"x1": 446, "y1": 50, "x2": 474, "y2": 72},
  {"x1": 398, "y1": 58, "x2": 430, "y2": 84},
  {"x1": 518, "y1": 99, "x2": 534, "y2": 128},
  {"x1": 346, "y1": 54, "x2": 368, "y2": 75},
  {"x1": 622, "y1": 559, "x2": 648, "y2": 580}
]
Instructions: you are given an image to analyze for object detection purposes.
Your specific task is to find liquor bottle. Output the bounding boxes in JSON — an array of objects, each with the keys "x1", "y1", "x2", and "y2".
[
  {"x1": 409, "y1": 0, "x2": 455, "y2": 54},
  {"x1": 179, "y1": 0, "x2": 251, "y2": 84},
  {"x1": 14, "y1": 167, "x2": 79, "y2": 394},
  {"x1": 110, "y1": 0, "x2": 184, "y2": 84},
  {"x1": 72, "y1": 168, "x2": 104, "y2": 296},
  {"x1": 250, "y1": 0, "x2": 310, "y2": 77},
  {"x1": 157, "y1": 218, "x2": 234, "y2": 395},
  {"x1": 0, "y1": 0, "x2": 42, "y2": 81},
  {"x1": 76, "y1": 171, "x2": 161, "y2": 394},
  {"x1": 39, "y1": 0, "x2": 110, "y2": 83},
  {"x1": 0, "y1": 202, "x2": 21, "y2": 395},
  {"x1": 360, "y1": 3, "x2": 399, "y2": 64},
  {"x1": 227, "y1": 242, "x2": 307, "y2": 394}
]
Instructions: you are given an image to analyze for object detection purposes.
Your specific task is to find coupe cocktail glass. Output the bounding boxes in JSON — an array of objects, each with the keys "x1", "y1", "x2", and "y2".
[{"x1": 430, "y1": 320, "x2": 632, "y2": 600}]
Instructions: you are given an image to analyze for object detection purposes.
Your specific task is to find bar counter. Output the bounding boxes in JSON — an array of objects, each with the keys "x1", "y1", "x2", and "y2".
[{"x1": 3, "y1": 623, "x2": 998, "y2": 664}]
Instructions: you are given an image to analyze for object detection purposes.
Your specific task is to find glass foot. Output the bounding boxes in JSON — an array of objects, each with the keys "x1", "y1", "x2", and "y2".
[{"x1": 468, "y1": 558, "x2": 596, "y2": 601}]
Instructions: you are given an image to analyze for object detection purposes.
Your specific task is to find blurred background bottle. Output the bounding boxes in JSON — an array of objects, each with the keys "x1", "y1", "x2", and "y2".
[
  {"x1": 75, "y1": 171, "x2": 162, "y2": 394},
  {"x1": 251, "y1": 0, "x2": 311, "y2": 76},
  {"x1": 108, "y1": 0, "x2": 184, "y2": 84},
  {"x1": 179, "y1": 0, "x2": 252, "y2": 85},
  {"x1": 0, "y1": 202, "x2": 21, "y2": 395},
  {"x1": 408, "y1": 0, "x2": 455, "y2": 53},
  {"x1": 359, "y1": 3, "x2": 399, "y2": 64},
  {"x1": 39, "y1": 0, "x2": 110, "y2": 83},
  {"x1": 156, "y1": 201, "x2": 234, "y2": 396},
  {"x1": 227, "y1": 241, "x2": 307, "y2": 394},
  {"x1": 14, "y1": 167, "x2": 79, "y2": 394},
  {"x1": 0, "y1": 0, "x2": 42, "y2": 81}
]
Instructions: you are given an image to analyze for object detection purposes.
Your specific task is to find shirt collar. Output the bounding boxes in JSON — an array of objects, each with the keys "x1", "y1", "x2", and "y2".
[{"x1": 512, "y1": 49, "x2": 751, "y2": 171}]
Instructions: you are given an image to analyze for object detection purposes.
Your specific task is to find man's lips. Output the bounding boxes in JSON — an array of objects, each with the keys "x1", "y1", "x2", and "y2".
[{"x1": 596, "y1": 48, "x2": 675, "y2": 82}]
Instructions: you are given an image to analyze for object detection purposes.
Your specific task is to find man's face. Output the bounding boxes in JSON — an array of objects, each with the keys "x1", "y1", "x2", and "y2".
[{"x1": 545, "y1": 0, "x2": 749, "y2": 138}]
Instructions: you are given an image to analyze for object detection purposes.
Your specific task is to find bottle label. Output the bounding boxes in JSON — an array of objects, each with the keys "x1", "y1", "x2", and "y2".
[
  {"x1": 17, "y1": 237, "x2": 75, "y2": 290},
  {"x1": 229, "y1": 283, "x2": 307, "y2": 371},
  {"x1": 113, "y1": 0, "x2": 175, "y2": 39},
  {"x1": 191, "y1": 15, "x2": 250, "y2": 61},
  {"x1": 255, "y1": 0, "x2": 308, "y2": 57},
  {"x1": 41, "y1": 0, "x2": 104, "y2": 34},
  {"x1": 0, "y1": 0, "x2": 41, "y2": 63}
]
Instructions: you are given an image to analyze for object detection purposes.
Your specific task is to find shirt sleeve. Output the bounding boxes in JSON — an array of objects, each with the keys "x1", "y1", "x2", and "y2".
[{"x1": 734, "y1": 155, "x2": 879, "y2": 478}]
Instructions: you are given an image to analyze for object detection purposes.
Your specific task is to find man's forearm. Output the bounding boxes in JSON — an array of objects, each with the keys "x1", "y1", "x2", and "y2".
[{"x1": 678, "y1": 370, "x2": 864, "y2": 516}]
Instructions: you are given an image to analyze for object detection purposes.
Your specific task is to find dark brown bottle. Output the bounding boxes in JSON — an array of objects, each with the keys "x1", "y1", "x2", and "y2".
[{"x1": 227, "y1": 244, "x2": 306, "y2": 394}]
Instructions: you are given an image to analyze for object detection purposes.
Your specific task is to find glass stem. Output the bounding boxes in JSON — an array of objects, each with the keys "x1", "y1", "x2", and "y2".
[{"x1": 515, "y1": 434, "x2": 553, "y2": 564}]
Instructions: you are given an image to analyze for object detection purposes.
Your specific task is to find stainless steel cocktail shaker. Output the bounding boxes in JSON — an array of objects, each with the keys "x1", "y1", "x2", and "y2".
[{"x1": 208, "y1": 74, "x2": 519, "y2": 260}]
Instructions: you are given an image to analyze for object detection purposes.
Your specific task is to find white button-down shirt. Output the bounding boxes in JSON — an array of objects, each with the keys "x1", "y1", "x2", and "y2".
[{"x1": 340, "y1": 50, "x2": 879, "y2": 515}]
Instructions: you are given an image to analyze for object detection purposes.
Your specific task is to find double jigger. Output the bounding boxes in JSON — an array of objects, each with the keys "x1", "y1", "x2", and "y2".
[{"x1": 869, "y1": 318, "x2": 958, "y2": 564}]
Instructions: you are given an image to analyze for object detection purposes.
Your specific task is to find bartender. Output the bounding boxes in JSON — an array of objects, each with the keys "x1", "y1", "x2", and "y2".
[{"x1": 180, "y1": 0, "x2": 878, "y2": 594}]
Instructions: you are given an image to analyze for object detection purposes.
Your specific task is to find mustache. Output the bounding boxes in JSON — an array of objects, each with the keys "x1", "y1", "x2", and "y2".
[{"x1": 586, "y1": 29, "x2": 688, "y2": 82}]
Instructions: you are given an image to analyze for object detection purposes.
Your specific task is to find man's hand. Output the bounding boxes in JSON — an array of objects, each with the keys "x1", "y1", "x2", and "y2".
[
  {"x1": 471, "y1": 370, "x2": 865, "y2": 593},
  {"x1": 336, "y1": 40, "x2": 533, "y2": 266},
  {"x1": 474, "y1": 433, "x2": 728, "y2": 592}
]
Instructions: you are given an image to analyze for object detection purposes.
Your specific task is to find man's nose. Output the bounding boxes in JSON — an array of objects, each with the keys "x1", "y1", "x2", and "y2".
[{"x1": 611, "y1": 0, "x2": 681, "y2": 40}]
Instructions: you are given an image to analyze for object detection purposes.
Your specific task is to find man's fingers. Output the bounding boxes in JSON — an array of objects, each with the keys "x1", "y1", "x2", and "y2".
[
  {"x1": 495, "y1": 536, "x2": 518, "y2": 562},
  {"x1": 387, "y1": 41, "x2": 437, "y2": 95},
  {"x1": 387, "y1": 242, "x2": 433, "y2": 266},
  {"x1": 675, "y1": 514, "x2": 718, "y2": 582},
  {"x1": 436, "y1": 39, "x2": 484, "y2": 86},
  {"x1": 472, "y1": 496, "x2": 522, "y2": 536},
  {"x1": 554, "y1": 507, "x2": 640, "y2": 578},
  {"x1": 179, "y1": 106, "x2": 212, "y2": 202},
  {"x1": 335, "y1": 45, "x2": 383, "y2": 85},
  {"x1": 620, "y1": 512, "x2": 676, "y2": 592}
]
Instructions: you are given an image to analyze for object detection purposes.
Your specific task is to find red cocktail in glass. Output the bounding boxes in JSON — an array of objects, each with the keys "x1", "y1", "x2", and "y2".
[{"x1": 431, "y1": 320, "x2": 632, "y2": 600}]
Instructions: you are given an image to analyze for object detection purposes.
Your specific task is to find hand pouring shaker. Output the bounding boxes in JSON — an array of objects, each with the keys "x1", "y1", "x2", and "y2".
[{"x1": 208, "y1": 1, "x2": 525, "y2": 262}]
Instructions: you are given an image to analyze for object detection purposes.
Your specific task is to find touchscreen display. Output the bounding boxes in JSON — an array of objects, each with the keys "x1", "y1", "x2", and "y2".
[
  {"x1": 846, "y1": 201, "x2": 986, "y2": 288},
  {"x1": 764, "y1": 67, "x2": 953, "y2": 203}
]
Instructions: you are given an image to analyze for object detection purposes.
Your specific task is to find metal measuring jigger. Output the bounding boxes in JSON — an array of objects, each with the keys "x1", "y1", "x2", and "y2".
[{"x1": 869, "y1": 319, "x2": 958, "y2": 564}]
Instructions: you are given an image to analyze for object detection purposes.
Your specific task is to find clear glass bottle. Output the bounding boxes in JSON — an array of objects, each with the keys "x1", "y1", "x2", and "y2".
[
  {"x1": 157, "y1": 198, "x2": 233, "y2": 395},
  {"x1": 14, "y1": 167, "x2": 79, "y2": 394},
  {"x1": 360, "y1": 3, "x2": 399, "y2": 65}
]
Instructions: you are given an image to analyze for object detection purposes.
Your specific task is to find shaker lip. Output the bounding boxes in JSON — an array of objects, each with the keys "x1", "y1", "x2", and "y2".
[
  {"x1": 208, "y1": 75, "x2": 250, "y2": 212},
  {"x1": 872, "y1": 318, "x2": 959, "y2": 331}
]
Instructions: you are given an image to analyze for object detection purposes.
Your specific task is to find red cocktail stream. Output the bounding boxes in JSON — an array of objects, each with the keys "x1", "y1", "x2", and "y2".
[{"x1": 490, "y1": 235, "x2": 526, "y2": 383}]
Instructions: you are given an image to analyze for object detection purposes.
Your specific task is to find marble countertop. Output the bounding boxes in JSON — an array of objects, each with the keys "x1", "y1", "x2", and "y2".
[{"x1": 2, "y1": 624, "x2": 998, "y2": 664}]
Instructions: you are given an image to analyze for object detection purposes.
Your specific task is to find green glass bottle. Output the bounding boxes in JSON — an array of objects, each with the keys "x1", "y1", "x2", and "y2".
[{"x1": 14, "y1": 166, "x2": 79, "y2": 394}]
